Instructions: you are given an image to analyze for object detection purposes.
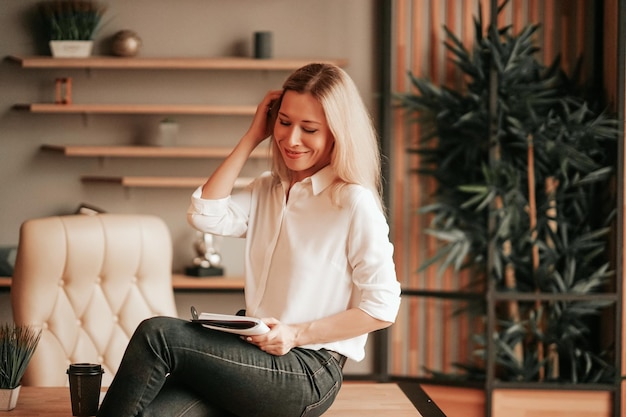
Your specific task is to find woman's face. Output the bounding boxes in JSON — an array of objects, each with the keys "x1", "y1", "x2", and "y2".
[{"x1": 273, "y1": 90, "x2": 334, "y2": 183}]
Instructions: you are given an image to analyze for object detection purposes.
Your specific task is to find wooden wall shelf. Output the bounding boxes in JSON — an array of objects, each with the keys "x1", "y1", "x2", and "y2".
[
  {"x1": 171, "y1": 274, "x2": 244, "y2": 291},
  {"x1": 8, "y1": 56, "x2": 348, "y2": 70},
  {"x1": 41, "y1": 144, "x2": 269, "y2": 159},
  {"x1": 0, "y1": 275, "x2": 244, "y2": 291},
  {"x1": 8, "y1": 54, "x2": 347, "y2": 289},
  {"x1": 15, "y1": 103, "x2": 256, "y2": 115},
  {"x1": 81, "y1": 175, "x2": 253, "y2": 188}
]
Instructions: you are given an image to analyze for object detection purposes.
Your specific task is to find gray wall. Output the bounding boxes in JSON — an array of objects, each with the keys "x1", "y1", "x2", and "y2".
[
  {"x1": 0, "y1": 0, "x2": 380, "y2": 375},
  {"x1": 0, "y1": 0, "x2": 378, "y2": 273}
]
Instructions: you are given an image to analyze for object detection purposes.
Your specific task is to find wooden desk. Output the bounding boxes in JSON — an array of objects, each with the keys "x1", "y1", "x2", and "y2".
[{"x1": 8, "y1": 384, "x2": 423, "y2": 417}]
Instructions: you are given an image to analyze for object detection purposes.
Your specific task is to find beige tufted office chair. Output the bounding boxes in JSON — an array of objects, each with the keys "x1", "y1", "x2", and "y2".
[{"x1": 11, "y1": 214, "x2": 178, "y2": 387}]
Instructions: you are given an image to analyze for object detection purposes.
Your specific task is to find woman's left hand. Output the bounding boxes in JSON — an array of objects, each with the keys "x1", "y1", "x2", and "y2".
[
  {"x1": 242, "y1": 309, "x2": 392, "y2": 356},
  {"x1": 243, "y1": 318, "x2": 297, "y2": 356}
]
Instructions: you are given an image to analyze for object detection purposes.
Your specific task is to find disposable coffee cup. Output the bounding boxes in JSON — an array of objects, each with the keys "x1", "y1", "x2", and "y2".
[{"x1": 67, "y1": 363, "x2": 104, "y2": 416}]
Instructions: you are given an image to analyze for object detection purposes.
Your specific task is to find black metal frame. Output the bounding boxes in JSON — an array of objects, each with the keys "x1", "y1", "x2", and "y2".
[
  {"x1": 615, "y1": 0, "x2": 626, "y2": 415},
  {"x1": 375, "y1": 0, "x2": 395, "y2": 384}
]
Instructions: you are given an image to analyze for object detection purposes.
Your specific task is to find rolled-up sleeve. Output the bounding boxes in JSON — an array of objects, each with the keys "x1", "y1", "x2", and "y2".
[
  {"x1": 186, "y1": 186, "x2": 251, "y2": 238},
  {"x1": 348, "y1": 190, "x2": 401, "y2": 323}
]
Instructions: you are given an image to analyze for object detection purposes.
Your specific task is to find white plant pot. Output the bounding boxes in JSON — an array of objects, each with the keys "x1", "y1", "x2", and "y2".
[
  {"x1": 0, "y1": 385, "x2": 20, "y2": 411},
  {"x1": 49, "y1": 40, "x2": 94, "y2": 58}
]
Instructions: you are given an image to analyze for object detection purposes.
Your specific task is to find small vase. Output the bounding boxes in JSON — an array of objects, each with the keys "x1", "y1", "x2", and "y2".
[
  {"x1": 111, "y1": 30, "x2": 142, "y2": 57},
  {"x1": 0, "y1": 385, "x2": 20, "y2": 411},
  {"x1": 49, "y1": 40, "x2": 94, "y2": 58},
  {"x1": 154, "y1": 119, "x2": 179, "y2": 146}
]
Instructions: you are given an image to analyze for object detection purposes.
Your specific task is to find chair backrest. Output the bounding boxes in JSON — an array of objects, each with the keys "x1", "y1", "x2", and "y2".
[{"x1": 11, "y1": 214, "x2": 178, "y2": 386}]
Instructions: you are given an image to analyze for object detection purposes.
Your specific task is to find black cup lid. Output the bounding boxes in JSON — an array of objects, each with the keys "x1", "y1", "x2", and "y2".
[{"x1": 67, "y1": 363, "x2": 103, "y2": 375}]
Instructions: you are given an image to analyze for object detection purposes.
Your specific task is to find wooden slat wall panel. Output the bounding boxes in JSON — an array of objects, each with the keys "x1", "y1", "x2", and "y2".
[
  {"x1": 390, "y1": 0, "x2": 594, "y2": 378},
  {"x1": 390, "y1": 0, "x2": 409, "y2": 375},
  {"x1": 604, "y1": 0, "x2": 619, "y2": 109}
]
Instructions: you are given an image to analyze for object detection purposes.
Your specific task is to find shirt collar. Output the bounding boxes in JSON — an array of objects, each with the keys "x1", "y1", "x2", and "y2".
[
  {"x1": 310, "y1": 165, "x2": 337, "y2": 195},
  {"x1": 281, "y1": 165, "x2": 337, "y2": 196}
]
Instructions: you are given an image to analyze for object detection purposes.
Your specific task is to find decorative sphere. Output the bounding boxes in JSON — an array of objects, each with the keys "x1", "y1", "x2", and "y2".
[{"x1": 111, "y1": 30, "x2": 142, "y2": 57}]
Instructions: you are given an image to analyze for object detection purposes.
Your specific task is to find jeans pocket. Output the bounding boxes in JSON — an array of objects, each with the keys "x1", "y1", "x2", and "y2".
[{"x1": 300, "y1": 381, "x2": 340, "y2": 417}]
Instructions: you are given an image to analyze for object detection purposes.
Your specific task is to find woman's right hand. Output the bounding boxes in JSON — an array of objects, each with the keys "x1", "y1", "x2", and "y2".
[
  {"x1": 244, "y1": 90, "x2": 283, "y2": 147},
  {"x1": 199, "y1": 90, "x2": 283, "y2": 200}
]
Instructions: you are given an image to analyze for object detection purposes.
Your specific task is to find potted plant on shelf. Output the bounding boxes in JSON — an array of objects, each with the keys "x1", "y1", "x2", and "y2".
[
  {"x1": 0, "y1": 323, "x2": 41, "y2": 411},
  {"x1": 38, "y1": 0, "x2": 106, "y2": 58},
  {"x1": 396, "y1": 2, "x2": 619, "y2": 414}
]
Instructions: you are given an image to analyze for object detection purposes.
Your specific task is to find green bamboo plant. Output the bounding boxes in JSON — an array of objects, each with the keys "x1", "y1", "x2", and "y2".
[
  {"x1": 38, "y1": 0, "x2": 106, "y2": 41},
  {"x1": 396, "y1": 6, "x2": 619, "y2": 384},
  {"x1": 0, "y1": 324, "x2": 41, "y2": 389}
]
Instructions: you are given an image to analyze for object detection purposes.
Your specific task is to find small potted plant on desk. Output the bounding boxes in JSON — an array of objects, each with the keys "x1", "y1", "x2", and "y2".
[
  {"x1": 38, "y1": 0, "x2": 106, "y2": 58},
  {"x1": 0, "y1": 323, "x2": 41, "y2": 411}
]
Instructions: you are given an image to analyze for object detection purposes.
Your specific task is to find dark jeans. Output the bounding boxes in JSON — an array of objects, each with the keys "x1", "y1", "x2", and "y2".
[{"x1": 97, "y1": 316, "x2": 343, "y2": 417}]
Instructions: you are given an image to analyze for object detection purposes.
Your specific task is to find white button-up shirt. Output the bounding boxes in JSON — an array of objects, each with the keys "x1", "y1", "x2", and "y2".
[{"x1": 187, "y1": 166, "x2": 401, "y2": 361}]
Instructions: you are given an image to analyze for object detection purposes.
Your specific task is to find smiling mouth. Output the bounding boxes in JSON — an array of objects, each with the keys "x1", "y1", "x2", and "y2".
[{"x1": 284, "y1": 148, "x2": 308, "y2": 157}]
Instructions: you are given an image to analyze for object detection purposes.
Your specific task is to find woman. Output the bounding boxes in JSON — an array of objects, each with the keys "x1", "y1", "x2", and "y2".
[{"x1": 97, "y1": 63, "x2": 401, "y2": 417}]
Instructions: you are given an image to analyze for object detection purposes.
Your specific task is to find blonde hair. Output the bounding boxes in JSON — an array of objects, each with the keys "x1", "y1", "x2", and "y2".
[{"x1": 270, "y1": 63, "x2": 384, "y2": 211}]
